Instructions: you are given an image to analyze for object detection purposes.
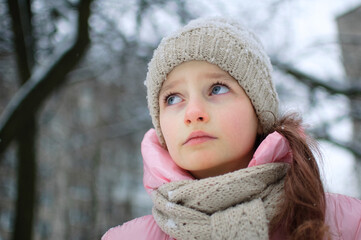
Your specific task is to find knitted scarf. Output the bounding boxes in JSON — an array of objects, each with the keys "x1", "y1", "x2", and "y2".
[{"x1": 152, "y1": 163, "x2": 289, "y2": 240}]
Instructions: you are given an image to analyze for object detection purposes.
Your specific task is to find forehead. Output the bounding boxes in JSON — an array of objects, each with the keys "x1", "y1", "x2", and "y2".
[
  {"x1": 167, "y1": 60, "x2": 227, "y2": 78},
  {"x1": 160, "y1": 61, "x2": 234, "y2": 93}
]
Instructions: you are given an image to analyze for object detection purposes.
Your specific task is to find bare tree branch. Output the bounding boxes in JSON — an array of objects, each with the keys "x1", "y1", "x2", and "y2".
[
  {"x1": 272, "y1": 59, "x2": 361, "y2": 97},
  {"x1": 6, "y1": 0, "x2": 38, "y2": 239},
  {"x1": 314, "y1": 132, "x2": 361, "y2": 159},
  {"x1": 273, "y1": 59, "x2": 361, "y2": 158},
  {"x1": 7, "y1": 0, "x2": 34, "y2": 83},
  {"x1": 0, "y1": 0, "x2": 93, "y2": 156}
]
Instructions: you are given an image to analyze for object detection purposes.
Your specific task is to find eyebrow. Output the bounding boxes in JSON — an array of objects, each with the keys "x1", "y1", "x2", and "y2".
[
  {"x1": 159, "y1": 72, "x2": 234, "y2": 96},
  {"x1": 203, "y1": 72, "x2": 234, "y2": 81},
  {"x1": 159, "y1": 78, "x2": 182, "y2": 97}
]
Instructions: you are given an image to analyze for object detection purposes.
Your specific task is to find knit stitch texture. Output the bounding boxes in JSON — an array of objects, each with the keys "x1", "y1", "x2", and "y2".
[
  {"x1": 145, "y1": 17, "x2": 279, "y2": 146},
  {"x1": 152, "y1": 163, "x2": 288, "y2": 240}
]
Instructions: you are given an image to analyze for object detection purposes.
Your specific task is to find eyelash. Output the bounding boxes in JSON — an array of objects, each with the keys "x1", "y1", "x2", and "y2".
[
  {"x1": 162, "y1": 81, "x2": 230, "y2": 104},
  {"x1": 163, "y1": 91, "x2": 177, "y2": 104},
  {"x1": 211, "y1": 81, "x2": 230, "y2": 94}
]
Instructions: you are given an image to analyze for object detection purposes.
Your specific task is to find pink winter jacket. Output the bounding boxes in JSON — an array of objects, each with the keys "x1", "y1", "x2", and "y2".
[{"x1": 102, "y1": 129, "x2": 361, "y2": 240}]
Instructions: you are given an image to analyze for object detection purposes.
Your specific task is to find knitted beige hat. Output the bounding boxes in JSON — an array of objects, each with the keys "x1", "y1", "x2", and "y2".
[{"x1": 145, "y1": 17, "x2": 279, "y2": 146}]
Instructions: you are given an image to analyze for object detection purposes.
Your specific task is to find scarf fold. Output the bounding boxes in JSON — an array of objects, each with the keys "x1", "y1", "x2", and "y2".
[{"x1": 152, "y1": 163, "x2": 289, "y2": 240}]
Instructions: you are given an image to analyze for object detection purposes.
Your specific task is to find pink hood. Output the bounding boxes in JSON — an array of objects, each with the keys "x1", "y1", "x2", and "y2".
[{"x1": 142, "y1": 128, "x2": 292, "y2": 195}]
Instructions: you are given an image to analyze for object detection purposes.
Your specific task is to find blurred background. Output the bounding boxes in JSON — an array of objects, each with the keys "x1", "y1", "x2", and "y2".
[{"x1": 0, "y1": 0, "x2": 361, "y2": 239}]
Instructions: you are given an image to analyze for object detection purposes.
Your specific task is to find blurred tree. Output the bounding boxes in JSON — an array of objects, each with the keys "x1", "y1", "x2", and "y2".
[
  {"x1": 337, "y1": 6, "x2": 361, "y2": 194},
  {"x1": 270, "y1": 5, "x2": 361, "y2": 196},
  {"x1": 0, "y1": 0, "x2": 93, "y2": 240},
  {"x1": 272, "y1": 60, "x2": 361, "y2": 159},
  {"x1": 0, "y1": 0, "x2": 192, "y2": 239}
]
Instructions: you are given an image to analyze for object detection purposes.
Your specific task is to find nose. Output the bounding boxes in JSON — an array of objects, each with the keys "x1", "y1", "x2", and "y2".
[{"x1": 184, "y1": 99, "x2": 209, "y2": 125}]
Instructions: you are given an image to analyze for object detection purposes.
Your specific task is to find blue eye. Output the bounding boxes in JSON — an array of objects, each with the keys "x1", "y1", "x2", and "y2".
[
  {"x1": 211, "y1": 85, "x2": 229, "y2": 95},
  {"x1": 166, "y1": 95, "x2": 182, "y2": 105}
]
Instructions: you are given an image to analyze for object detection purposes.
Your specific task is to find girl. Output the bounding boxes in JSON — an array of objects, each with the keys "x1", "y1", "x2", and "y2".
[{"x1": 102, "y1": 17, "x2": 361, "y2": 240}]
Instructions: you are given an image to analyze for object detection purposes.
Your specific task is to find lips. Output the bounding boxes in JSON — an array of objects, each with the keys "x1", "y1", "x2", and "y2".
[{"x1": 183, "y1": 131, "x2": 216, "y2": 146}]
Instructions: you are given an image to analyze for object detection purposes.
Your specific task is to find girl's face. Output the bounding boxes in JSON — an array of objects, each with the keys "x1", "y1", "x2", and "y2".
[{"x1": 159, "y1": 61, "x2": 259, "y2": 179}]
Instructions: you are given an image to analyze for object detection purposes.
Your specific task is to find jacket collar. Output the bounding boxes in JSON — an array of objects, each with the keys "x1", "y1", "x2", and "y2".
[{"x1": 142, "y1": 129, "x2": 292, "y2": 195}]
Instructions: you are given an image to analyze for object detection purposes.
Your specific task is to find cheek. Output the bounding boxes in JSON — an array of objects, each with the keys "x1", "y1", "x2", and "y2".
[
  {"x1": 160, "y1": 115, "x2": 172, "y2": 142},
  {"x1": 218, "y1": 104, "x2": 258, "y2": 143},
  {"x1": 160, "y1": 113, "x2": 184, "y2": 167},
  {"x1": 160, "y1": 113, "x2": 179, "y2": 151}
]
